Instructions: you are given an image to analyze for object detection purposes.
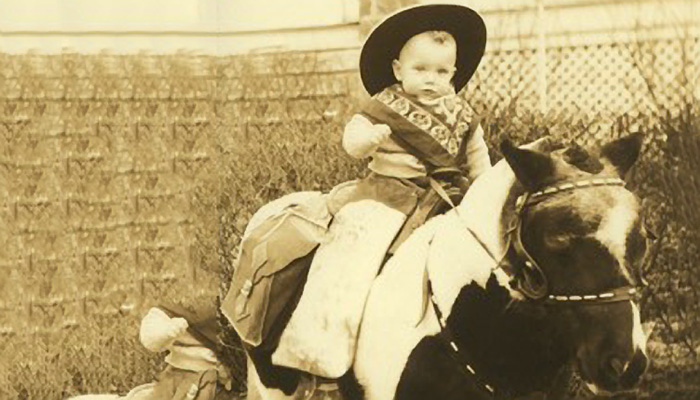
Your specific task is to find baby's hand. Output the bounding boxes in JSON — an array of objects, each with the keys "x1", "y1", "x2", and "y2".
[
  {"x1": 166, "y1": 317, "x2": 189, "y2": 340},
  {"x1": 370, "y1": 124, "x2": 392, "y2": 146}
]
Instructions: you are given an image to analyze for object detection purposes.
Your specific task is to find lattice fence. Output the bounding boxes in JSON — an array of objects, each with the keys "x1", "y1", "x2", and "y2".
[{"x1": 472, "y1": 37, "x2": 699, "y2": 136}]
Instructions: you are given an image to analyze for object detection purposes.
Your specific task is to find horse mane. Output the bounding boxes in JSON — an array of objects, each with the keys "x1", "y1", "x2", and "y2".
[{"x1": 561, "y1": 143, "x2": 604, "y2": 174}]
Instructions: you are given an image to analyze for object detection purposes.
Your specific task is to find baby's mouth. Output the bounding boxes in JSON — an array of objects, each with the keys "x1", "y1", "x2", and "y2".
[{"x1": 421, "y1": 89, "x2": 439, "y2": 98}]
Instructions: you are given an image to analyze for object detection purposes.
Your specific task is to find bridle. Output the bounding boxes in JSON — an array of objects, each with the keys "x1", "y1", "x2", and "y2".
[
  {"x1": 426, "y1": 176, "x2": 640, "y2": 397},
  {"x1": 503, "y1": 176, "x2": 638, "y2": 304}
]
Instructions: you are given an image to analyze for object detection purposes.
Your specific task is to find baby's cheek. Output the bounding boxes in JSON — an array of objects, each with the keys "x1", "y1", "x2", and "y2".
[{"x1": 437, "y1": 81, "x2": 453, "y2": 93}]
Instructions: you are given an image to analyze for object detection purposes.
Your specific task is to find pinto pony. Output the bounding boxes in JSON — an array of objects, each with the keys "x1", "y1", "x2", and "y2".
[{"x1": 246, "y1": 135, "x2": 650, "y2": 399}]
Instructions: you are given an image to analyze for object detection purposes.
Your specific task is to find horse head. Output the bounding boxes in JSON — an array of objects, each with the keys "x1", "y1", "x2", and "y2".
[{"x1": 500, "y1": 133, "x2": 649, "y2": 394}]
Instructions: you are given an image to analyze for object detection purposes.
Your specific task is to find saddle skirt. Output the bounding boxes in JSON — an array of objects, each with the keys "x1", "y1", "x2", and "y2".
[
  {"x1": 272, "y1": 200, "x2": 407, "y2": 378},
  {"x1": 221, "y1": 191, "x2": 332, "y2": 347}
]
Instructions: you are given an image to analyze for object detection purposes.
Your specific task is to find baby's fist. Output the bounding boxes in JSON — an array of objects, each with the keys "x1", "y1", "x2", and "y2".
[
  {"x1": 371, "y1": 124, "x2": 392, "y2": 145},
  {"x1": 168, "y1": 317, "x2": 189, "y2": 338}
]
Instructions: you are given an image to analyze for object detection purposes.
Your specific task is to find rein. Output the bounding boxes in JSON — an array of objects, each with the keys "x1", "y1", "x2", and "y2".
[{"x1": 426, "y1": 176, "x2": 639, "y2": 397}]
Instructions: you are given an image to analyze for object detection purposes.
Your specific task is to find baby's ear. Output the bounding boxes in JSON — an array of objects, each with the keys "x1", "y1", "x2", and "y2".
[{"x1": 392, "y1": 59, "x2": 402, "y2": 82}]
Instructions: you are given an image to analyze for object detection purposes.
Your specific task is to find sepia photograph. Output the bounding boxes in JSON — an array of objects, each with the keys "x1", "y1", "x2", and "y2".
[{"x1": 1, "y1": 1, "x2": 699, "y2": 399}]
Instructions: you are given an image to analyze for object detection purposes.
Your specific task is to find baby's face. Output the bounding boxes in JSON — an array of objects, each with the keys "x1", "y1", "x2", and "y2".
[{"x1": 392, "y1": 33, "x2": 457, "y2": 100}]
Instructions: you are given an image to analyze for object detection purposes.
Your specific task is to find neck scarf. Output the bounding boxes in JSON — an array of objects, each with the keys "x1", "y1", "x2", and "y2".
[{"x1": 361, "y1": 84, "x2": 472, "y2": 169}]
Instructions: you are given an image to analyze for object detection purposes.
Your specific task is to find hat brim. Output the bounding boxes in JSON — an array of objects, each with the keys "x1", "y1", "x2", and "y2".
[{"x1": 360, "y1": 4, "x2": 487, "y2": 96}]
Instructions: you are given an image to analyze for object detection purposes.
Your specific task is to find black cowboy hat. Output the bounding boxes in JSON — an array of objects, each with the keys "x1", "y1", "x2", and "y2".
[{"x1": 360, "y1": 4, "x2": 487, "y2": 96}]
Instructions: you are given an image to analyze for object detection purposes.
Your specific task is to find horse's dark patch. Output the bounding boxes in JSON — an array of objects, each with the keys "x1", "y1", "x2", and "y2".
[
  {"x1": 535, "y1": 205, "x2": 598, "y2": 241},
  {"x1": 396, "y1": 276, "x2": 571, "y2": 398},
  {"x1": 622, "y1": 218, "x2": 648, "y2": 286},
  {"x1": 620, "y1": 348, "x2": 650, "y2": 389},
  {"x1": 625, "y1": 219, "x2": 647, "y2": 266},
  {"x1": 245, "y1": 347, "x2": 302, "y2": 395},
  {"x1": 396, "y1": 332, "x2": 494, "y2": 400},
  {"x1": 501, "y1": 140, "x2": 557, "y2": 190},
  {"x1": 600, "y1": 133, "x2": 644, "y2": 176}
]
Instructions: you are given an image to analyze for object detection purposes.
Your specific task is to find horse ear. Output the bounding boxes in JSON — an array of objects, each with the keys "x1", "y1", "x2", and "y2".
[
  {"x1": 600, "y1": 133, "x2": 643, "y2": 177},
  {"x1": 501, "y1": 139, "x2": 555, "y2": 191}
]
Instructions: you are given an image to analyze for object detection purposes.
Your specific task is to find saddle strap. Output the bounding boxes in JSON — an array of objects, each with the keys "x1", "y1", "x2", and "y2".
[
  {"x1": 429, "y1": 177, "x2": 458, "y2": 209},
  {"x1": 387, "y1": 176, "x2": 467, "y2": 255},
  {"x1": 387, "y1": 187, "x2": 443, "y2": 254}
]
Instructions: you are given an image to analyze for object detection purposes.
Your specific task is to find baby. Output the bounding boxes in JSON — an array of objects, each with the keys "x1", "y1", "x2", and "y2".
[
  {"x1": 343, "y1": 30, "x2": 490, "y2": 181},
  {"x1": 328, "y1": 5, "x2": 491, "y2": 217}
]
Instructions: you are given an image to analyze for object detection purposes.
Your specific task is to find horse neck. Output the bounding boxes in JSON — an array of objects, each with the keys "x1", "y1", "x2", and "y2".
[{"x1": 456, "y1": 158, "x2": 516, "y2": 262}]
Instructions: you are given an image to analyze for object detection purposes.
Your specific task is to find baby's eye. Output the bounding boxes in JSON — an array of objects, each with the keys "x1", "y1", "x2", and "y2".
[
  {"x1": 438, "y1": 69, "x2": 449, "y2": 75},
  {"x1": 414, "y1": 66, "x2": 425, "y2": 72}
]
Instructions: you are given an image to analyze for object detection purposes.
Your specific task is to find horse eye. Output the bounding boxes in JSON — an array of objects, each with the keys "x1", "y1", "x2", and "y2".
[{"x1": 545, "y1": 234, "x2": 570, "y2": 251}]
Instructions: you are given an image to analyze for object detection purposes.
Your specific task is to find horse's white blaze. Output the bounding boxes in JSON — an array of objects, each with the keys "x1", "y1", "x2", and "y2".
[
  {"x1": 631, "y1": 302, "x2": 648, "y2": 355},
  {"x1": 594, "y1": 192, "x2": 638, "y2": 282}
]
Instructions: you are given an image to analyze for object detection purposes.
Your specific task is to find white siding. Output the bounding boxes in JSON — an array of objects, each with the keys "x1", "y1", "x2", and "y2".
[
  {"x1": 0, "y1": 0, "x2": 697, "y2": 54},
  {"x1": 0, "y1": 0, "x2": 361, "y2": 54}
]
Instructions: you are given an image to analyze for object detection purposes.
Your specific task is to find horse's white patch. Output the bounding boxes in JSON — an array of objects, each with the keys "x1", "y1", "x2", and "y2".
[
  {"x1": 354, "y1": 221, "x2": 442, "y2": 400},
  {"x1": 631, "y1": 302, "x2": 648, "y2": 355},
  {"x1": 594, "y1": 192, "x2": 639, "y2": 282},
  {"x1": 426, "y1": 213, "x2": 512, "y2": 319},
  {"x1": 425, "y1": 157, "x2": 522, "y2": 317}
]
